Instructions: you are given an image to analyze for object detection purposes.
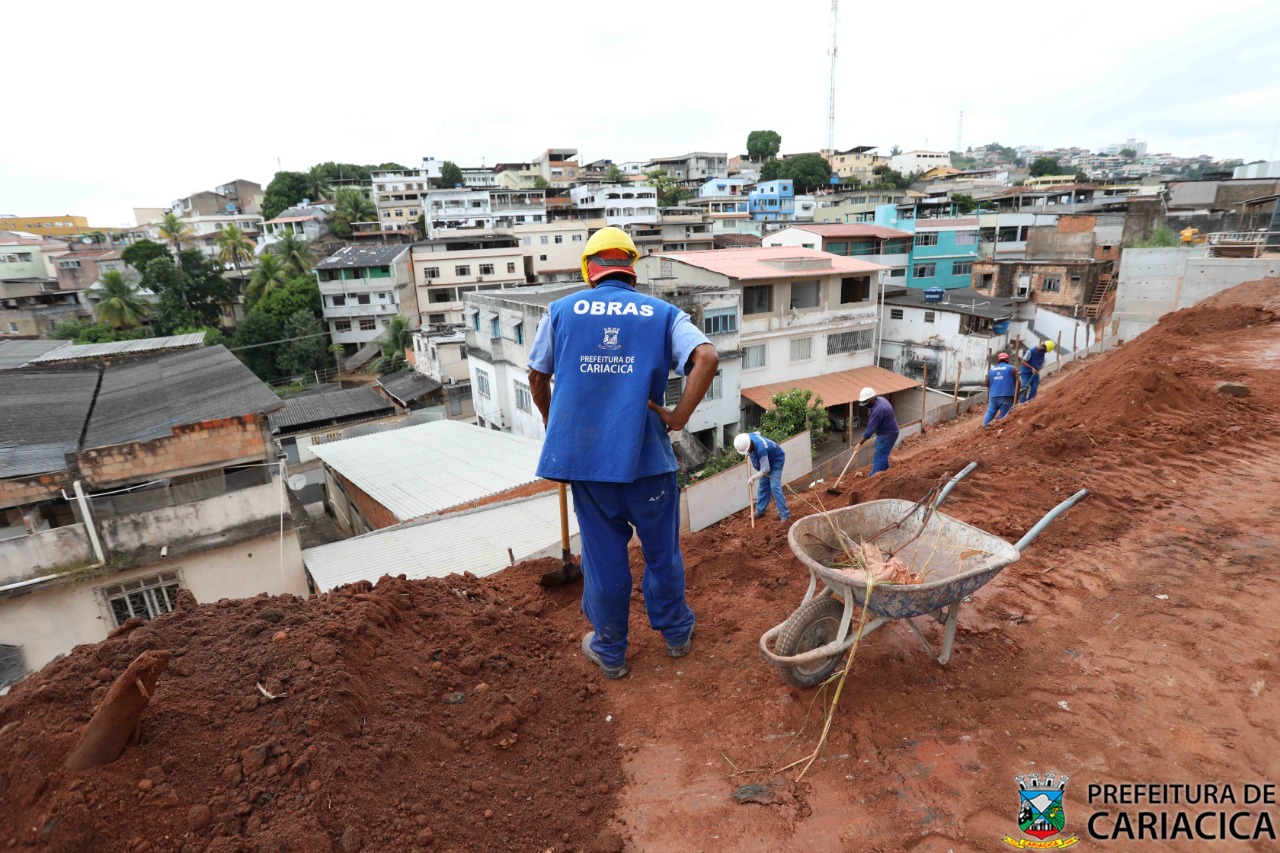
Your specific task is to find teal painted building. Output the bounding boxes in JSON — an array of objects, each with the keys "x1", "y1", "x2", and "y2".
[{"x1": 873, "y1": 204, "x2": 979, "y2": 289}]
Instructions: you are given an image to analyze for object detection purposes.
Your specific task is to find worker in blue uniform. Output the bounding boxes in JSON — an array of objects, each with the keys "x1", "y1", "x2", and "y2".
[
  {"x1": 983, "y1": 352, "x2": 1020, "y2": 427},
  {"x1": 1018, "y1": 340, "x2": 1055, "y2": 403},
  {"x1": 850, "y1": 386, "x2": 899, "y2": 477},
  {"x1": 734, "y1": 432, "x2": 790, "y2": 522},
  {"x1": 528, "y1": 227, "x2": 719, "y2": 680}
]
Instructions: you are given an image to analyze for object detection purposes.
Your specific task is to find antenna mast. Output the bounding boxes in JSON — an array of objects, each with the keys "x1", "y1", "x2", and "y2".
[
  {"x1": 827, "y1": 0, "x2": 839, "y2": 154},
  {"x1": 956, "y1": 110, "x2": 964, "y2": 152}
]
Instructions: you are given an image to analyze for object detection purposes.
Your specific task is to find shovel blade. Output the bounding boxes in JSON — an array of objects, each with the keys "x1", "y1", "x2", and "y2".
[{"x1": 539, "y1": 562, "x2": 582, "y2": 587}]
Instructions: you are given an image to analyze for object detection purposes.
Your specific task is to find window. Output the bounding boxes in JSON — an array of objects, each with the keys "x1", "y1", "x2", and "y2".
[
  {"x1": 953, "y1": 261, "x2": 974, "y2": 276},
  {"x1": 789, "y1": 281, "x2": 820, "y2": 310},
  {"x1": 955, "y1": 232, "x2": 978, "y2": 245},
  {"x1": 1070, "y1": 275, "x2": 1082, "y2": 288},
  {"x1": 479, "y1": 264, "x2": 495, "y2": 275},
  {"x1": 840, "y1": 276, "x2": 870, "y2": 304},
  {"x1": 913, "y1": 233, "x2": 938, "y2": 247},
  {"x1": 924, "y1": 311, "x2": 936, "y2": 324},
  {"x1": 1042, "y1": 276, "x2": 1062, "y2": 292},
  {"x1": 8, "y1": 322, "x2": 19, "y2": 332},
  {"x1": 456, "y1": 265, "x2": 471, "y2": 276},
  {"x1": 890, "y1": 268, "x2": 906, "y2": 278},
  {"x1": 334, "y1": 320, "x2": 352, "y2": 332},
  {"x1": 507, "y1": 262, "x2": 517, "y2": 274},
  {"x1": 512, "y1": 321, "x2": 525, "y2": 345},
  {"x1": 572, "y1": 234, "x2": 583, "y2": 242},
  {"x1": 476, "y1": 369, "x2": 492, "y2": 398},
  {"x1": 705, "y1": 370, "x2": 723, "y2": 400},
  {"x1": 102, "y1": 572, "x2": 181, "y2": 626},
  {"x1": 890, "y1": 308, "x2": 905, "y2": 320},
  {"x1": 447, "y1": 394, "x2": 463, "y2": 416},
  {"x1": 827, "y1": 328, "x2": 873, "y2": 355},
  {"x1": 357, "y1": 294, "x2": 371, "y2": 305},
  {"x1": 539, "y1": 255, "x2": 547, "y2": 261},
  {"x1": 742, "y1": 344, "x2": 767, "y2": 370},
  {"x1": 360, "y1": 318, "x2": 377, "y2": 331},
  {"x1": 428, "y1": 313, "x2": 445, "y2": 325},
  {"x1": 471, "y1": 312, "x2": 480, "y2": 331},
  {"x1": 742, "y1": 285, "x2": 772, "y2": 315},
  {"x1": 330, "y1": 295, "x2": 346, "y2": 307},
  {"x1": 913, "y1": 263, "x2": 936, "y2": 279},
  {"x1": 554, "y1": 235, "x2": 563, "y2": 244},
  {"x1": 58, "y1": 259, "x2": 82, "y2": 269},
  {"x1": 490, "y1": 317, "x2": 500, "y2": 338},
  {"x1": 790, "y1": 337, "x2": 813, "y2": 362},
  {"x1": 515, "y1": 381, "x2": 532, "y2": 413},
  {"x1": 522, "y1": 237, "x2": 532, "y2": 246},
  {"x1": 664, "y1": 377, "x2": 683, "y2": 406},
  {"x1": 540, "y1": 236, "x2": 550, "y2": 245},
  {"x1": 424, "y1": 266, "x2": 440, "y2": 279},
  {"x1": 878, "y1": 357, "x2": 895, "y2": 371},
  {"x1": 701, "y1": 307, "x2": 737, "y2": 335}
]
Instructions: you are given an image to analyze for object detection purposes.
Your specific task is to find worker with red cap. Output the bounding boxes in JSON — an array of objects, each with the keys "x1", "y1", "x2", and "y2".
[
  {"x1": 983, "y1": 351, "x2": 1020, "y2": 427},
  {"x1": 527, "y1": 227, "x2": 719, "y2": 679}
]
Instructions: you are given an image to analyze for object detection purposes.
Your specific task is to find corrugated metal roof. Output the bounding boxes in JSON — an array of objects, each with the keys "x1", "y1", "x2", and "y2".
[
  {"x1": 316, "y1": 245, "x2": 408, "y2": 269},
  {"x1": 310, "y1": 420, "x2": 545, "y2": 521},
  {"x1": 742, "y1": 365, "x2": 920, "y2": 409},
  {"x1": 658, "y1": 247, "x2": 884, "y2": 280},
  {"x1": 884, "y1": 286, "x2": 1018, "y2": 320},
  {"x1": 25, "y1": 332, "x2": 206, "y2": 363},
  {"x1": 302, "y1": 491, "x2": 578, "y2": 591},
  {"x1": 782, "y1": 224, "x2": 913, "y2": 240},
  {"x1": 84, "y1": 346, "x2": 283, "y2": 448},
  {"x1": 0, "y1": 371, "x2": 99, "y2": 476},
  {"x1": 269, "y1": 386, "x2": 395, "y2": 433},
  {"x1": 376, "y1": 369, "x2": 442, "y2": 406},
  {"x1": 0, "y1": 339, "x2": 70, "y2": 370}
]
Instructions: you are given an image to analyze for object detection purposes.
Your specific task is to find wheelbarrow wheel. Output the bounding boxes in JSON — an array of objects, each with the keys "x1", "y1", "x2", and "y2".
[{"x1": 773, "y1": 597, "x2": 846, "y2": 688}]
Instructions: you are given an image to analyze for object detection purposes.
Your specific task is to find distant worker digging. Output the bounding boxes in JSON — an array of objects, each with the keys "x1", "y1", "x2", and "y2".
[{"x1": 735, "y1": 431, "x2": 791, "y2": 522}]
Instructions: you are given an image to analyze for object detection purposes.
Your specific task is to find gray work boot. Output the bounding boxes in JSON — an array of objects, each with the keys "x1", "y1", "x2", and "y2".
[
  {"x1": 667, "y1": 621, "x2": 695, "y2": 658},
  {"x1": 581, "y1": 632, "x2": 629, "y2": 679}
]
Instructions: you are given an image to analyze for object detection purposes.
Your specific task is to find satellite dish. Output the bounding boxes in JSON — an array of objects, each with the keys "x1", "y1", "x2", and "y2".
[
  {"x1": 287, "y1": 474, "x2": 308, "y2": 492},
  {"x1": 81, "y1": 236, "x2": 93, "y2": 244}
]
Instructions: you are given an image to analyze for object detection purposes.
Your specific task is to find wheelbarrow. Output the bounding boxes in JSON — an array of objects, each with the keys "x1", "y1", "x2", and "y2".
[{"x1": 759, "y1": 463, "x2": 1088, "y2": 687}]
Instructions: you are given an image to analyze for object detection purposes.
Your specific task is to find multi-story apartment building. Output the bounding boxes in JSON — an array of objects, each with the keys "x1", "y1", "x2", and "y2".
[
  {"x1": 821, "y1": 146, "x2": 887, "y2": 183},
  {"x1": 461, "y1": 167, "x2": 499, "y2": 188},
  {"x1": 627, "y1": 209, "x2": 715, "y2": 256},
  {"x1": 423, "y1": 188, "x2": 494, "y2": 231},
  {"x1": 749, "y1": 180, "x2": 796, "y2": 221},
  {"x1": 870, "y1": 206, "x2": 981, "y2": 290},
  {"x1": 506, "y1": 222, "x2": 588, "y2": 283},
  {"x1": 1, "y1": 235, "x2": 95, "y2": 337},
  {"x1": 489, "y1": 189, "x2": 547, "y2": 229},
  {"x1": 647, "y1": 152, "x2": 729, "y2": 183},
  {"x1": 493, "y1": 162, "x2": 541, "y2": 190},
  {"x1": 534, "y1": 148, "x2": 579, "y2": 188},
  {"x1": 0, "y1": 215, "x2": 98, "y2": 238},
  {"x1": 684, "y1": 196, "x2": 754, "y2": 235},
  {"x1": 372, "y1": 169, "x2": 430, "y2": 233},
  {"x1": 569, "y1": 184, "x2": 659, "y2": 229},
  {"x1": 410, "y1": 328, "x2": 474, "y2": 421},
  {"x1": 411, "y1": 233, "x2": 527, "y2": 327},
  {"x1": 889, "y1": 150, "x2": 951, "y2": 176},
  {"x1": 763, "y1": 224, "x2": 914, "y2": 280},
  {"x1": 171, "y1": 180, "x2": 263, "y2": 218},
  {"x1": 315, "y1": 245, "x2": 418, "y2": 353},
  {"x1": 814, "y1": 188, "x2": 911, "y2": 224}
]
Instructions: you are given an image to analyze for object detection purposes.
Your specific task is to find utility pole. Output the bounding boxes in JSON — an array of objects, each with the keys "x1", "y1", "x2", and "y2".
[
  {"x1": 956, "y1": 111, "x2": 964, "y2": 153},
  {"x1": 827, "y1": 0, "x2": 839, "y2": 155}
]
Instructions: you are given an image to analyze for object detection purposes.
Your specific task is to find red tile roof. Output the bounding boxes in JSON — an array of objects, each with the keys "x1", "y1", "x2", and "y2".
[{"x1": 657, "y1": 246, "x2": 884, "y2": 280}]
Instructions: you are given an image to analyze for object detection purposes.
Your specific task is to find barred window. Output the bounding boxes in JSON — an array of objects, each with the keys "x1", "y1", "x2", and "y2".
[
  {"x1": 102, "y1": 572, "x2": 181, "y2": 627},
  {"x1": 827, "y1": 328, "x2": 874, "y2": 355}
]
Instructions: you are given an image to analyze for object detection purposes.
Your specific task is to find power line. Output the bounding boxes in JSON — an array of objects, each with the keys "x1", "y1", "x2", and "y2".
[{"x1": 228, "y1": 332, "x2": 330, "y2": 352}]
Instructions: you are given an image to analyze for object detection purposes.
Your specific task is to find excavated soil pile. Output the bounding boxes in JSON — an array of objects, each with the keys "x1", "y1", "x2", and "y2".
[{"x1": 0, "y1": 572, "x2": 623, "y2": 853}]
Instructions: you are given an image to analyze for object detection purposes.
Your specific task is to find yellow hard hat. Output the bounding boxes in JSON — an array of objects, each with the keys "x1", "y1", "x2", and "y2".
[
  {"x1": 1045, "y1": 340, "x2": 1055, "y2": 352},
  {"x1": 581, "y1": 226, "x2": 640, "y2": 284}
]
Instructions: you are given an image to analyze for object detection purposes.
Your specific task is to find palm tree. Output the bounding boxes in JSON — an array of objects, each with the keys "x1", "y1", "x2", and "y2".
[
  {"x1": 302, "y1": 165, "x2": 331, "y2": 203},
  {"x1": 270, "y1": 230, "x2": 316, "y2": 277},
  {"x1": 330, "y1": 189, "x2": 376, "y2": 237},
  {"x1": 215, "y1": 223, "x2": 255, "y2": 278},
  {"x1": 247, "y1": 253, "x2": 292, "y2": 302},
  {"x1": 375, "y1": 314, "x2": 414, "y2": 374},
  {"x1": 94, "y1": 270, "x2": 150, "y2": 330},
  {"x1": 158, "y1": 211, "x2": 192, "y2": 254}
]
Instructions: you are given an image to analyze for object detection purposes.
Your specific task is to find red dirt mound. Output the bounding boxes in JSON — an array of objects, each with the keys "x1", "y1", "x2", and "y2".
[{"x1": 0, "y1": 571, "x2": 622, "y2": 853}]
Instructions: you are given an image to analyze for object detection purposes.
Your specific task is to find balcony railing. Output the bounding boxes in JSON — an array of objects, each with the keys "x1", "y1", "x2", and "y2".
[{"x1": 1206, "y1": 231, "x2": 1280, "y2": 258}]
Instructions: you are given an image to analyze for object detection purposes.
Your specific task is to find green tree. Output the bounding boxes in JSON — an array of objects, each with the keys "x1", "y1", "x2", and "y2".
[
  {"x1": 262, "y1": 170, "x2": 310, "y2": 220},
  {"x1": 276, "y1": 310, "x2": 330, "y2": 377},
  {"x1": 329, "y1": 189, "x2": 376, "y2": 237},
  {"x1": 746, "y1": 130, "x2": 782, "y2": 162},
  {"x1": 256, "y1": 275, "x2": 322, "y2": 323},
  {"x1": 438, "y1": 161, "x2": 464, "y2": 189},
  {"x1": 302, "y1": 164, "x2": 331, "y2": 202},
  {"x1": 759, "y1": 158, "x2": 781, "y2": 181},
  {"x1": 230, "y1": 310, "x2": 283, "y2": 381},
  {"x1": 1128, "y1": 226, "x2": 1180, "y2": 248},
  {"x1": 644, "y1": 168, "x2": 691, "y2": 207},
  {"x1": 604, "y1": 164, "x2": 625, "y2": 183},
  {"x1": 158, "y1": 211, "x2": 192, "y2": 253},
  {"x1": 778, "y1": 153, "x2": 833, "y2": 192},
  {"x1": 121, "y1": 239, "x2": 168, "y2": 272},
  {"x1": 890, "y1": 144, "x2": 902, "y2": 156},
  {"x1": 248, "y1": 253, "x2": 293, "y2": 303},
  {"x1": 143, "y1": 252, "x2": 233, "y2": 334},
  {"x1": 870, "y1": 165, "x2": 912, "y2": 190},
  {"x1": 1074, "y1": 171, "x2": 1090, "y2": 183},
  {"x1": 1119, "y1": 148, "x2": 1137, "y2": 159},
  {"x1": 269, "y1": 230, "x2": 316, "y2": 276},
  {"x1": 48, "y1": 317, "x2": 146, "y2": 343},
  {"x1": 215, "y1": 223, "x2": 256, "y2": 279},
  {"x1": 533, "y1": 176, "x2": 550, "y2": 189},
  {"x1": 952, "y1": 193, "x2": 977, "y2": 214},
  {"x1": 374, "y1": 314, "x2": 413, "y2": 374},
  {"x1": 94, "y1": 270, "x2": 150, "y2": 330},
  {"x1": 1029, "y1": 157, "x2": 1062, "y2": 177},
  {"x1": 759, "y1": 388, "x2": 829, "y2": 452}
]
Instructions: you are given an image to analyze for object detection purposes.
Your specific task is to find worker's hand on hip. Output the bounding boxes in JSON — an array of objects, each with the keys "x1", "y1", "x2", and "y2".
[{"x1": 647, "y1": 400, "x2": 685, "y2": 432}]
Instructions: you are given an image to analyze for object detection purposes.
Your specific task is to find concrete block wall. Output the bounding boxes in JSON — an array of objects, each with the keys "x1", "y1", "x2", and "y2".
[
  {"x1": 0, "y1": 471, "x2": 70, "y2": 511},
  {"x1": 79, "y1": 416, "x2": 268, "y2": 488}
]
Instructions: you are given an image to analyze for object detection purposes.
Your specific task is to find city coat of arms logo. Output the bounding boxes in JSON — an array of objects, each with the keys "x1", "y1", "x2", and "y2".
[
  {"x1": 600, "y1": 327, "x2": 621, "y2": 350},
  {"x1": 1002, "y1": 773, "x2": 1079, "y2": 848}
]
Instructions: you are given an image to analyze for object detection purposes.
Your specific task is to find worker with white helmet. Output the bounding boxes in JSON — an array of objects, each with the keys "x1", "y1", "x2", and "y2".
[
  {"x1": 983, "y1": 352, "x2": 1020, "y2": 427},
  {"x1": 1018, "y1": 340, "x2": 1055, "y2": 403},
  {"x1": 850, "y1": 387, "x2": 900, "y2": 477},
  {"x1": 733, "y1": 432, "x2": 791, "y2": 522},
  {"x1": 527, "y1": 226, "x2": 719, "y2": 679}
]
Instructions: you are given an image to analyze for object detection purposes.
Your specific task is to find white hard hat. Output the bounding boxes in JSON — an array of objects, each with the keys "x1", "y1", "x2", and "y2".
[
  {"x1": 733, "y1": 433, "x2": 751, "y2": 454},
  {"x1": 858, "y1": 387, "x2": 876, "y2": 404}
]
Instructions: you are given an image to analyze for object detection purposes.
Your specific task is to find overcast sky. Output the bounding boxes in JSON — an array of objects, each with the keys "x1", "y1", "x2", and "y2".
[{"x1": 4, "y1": 0, "x2": 1278, "y2": 227}]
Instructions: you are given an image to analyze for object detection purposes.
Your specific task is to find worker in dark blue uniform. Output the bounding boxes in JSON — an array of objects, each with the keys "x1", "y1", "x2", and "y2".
[
  {"x1": 1018, "y1": 340, "x2": 1054, "y2": 403},
  {"x1": 983, "y1": 352, "x2": 1020, "y2": 427},
  {"x1": 850, "y1": 386, "x2": 899, "y2": 477},
  {"x1": 528, "y1": 227, "x2": 719, "y2": 680},
  {"x1": 733, "y1": 432, "x2": 790, "y2": 521}
]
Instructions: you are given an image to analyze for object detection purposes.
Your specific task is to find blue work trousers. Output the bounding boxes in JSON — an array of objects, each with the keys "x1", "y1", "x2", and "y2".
[
  {"x1": 1019, "y1": 370, "x2": 1040, "y2": 403},
  {"x1": 571, "y1": 472, "x2": 695, "y2": 668},
  {"x1": 870, "y1": 432, "x2": 897, "y2": 477},
  {"x1": 754, "y1": 466, "x2": 791, "y2": 520},
  {"x1": 983, "y1": 396, "x2": 1014, "y2": 427}
]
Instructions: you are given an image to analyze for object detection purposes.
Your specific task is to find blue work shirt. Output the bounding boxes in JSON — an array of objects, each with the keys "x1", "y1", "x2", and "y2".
[
  {"x1": 1022, "y1": 346, "x2": 1047, "y2": 372},
  {"x1": 746, "y1": 432, "x2": 784, "y2": 475},
  {"x1": 861, "y1": 396, "x2": 899, "y2": 442},
  {"x1": 988, "y1": 362, "x2": 1017, "y2": 397},
  {"x1": 529, "y1": 277, "x2": 710, "y2": 483}
]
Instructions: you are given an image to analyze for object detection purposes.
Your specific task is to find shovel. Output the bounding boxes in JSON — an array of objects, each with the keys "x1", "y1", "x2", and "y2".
[
  {"x1": 539, "y1": 483, "x2": 582, "y2": 587},
  {"x1": 826, "y1": 443, "x2": 863, "y2": 496}
]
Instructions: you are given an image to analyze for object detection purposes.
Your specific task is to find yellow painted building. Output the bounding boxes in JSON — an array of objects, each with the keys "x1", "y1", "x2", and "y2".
[{"x1": 0, "y1": 215, "x2": 95, "y2": 236}]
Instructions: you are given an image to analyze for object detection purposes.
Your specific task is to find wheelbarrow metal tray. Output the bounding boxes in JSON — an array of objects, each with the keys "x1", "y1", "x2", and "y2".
[{"x1": 788, "y1": 499, "x2": 1020, "y2": 620}]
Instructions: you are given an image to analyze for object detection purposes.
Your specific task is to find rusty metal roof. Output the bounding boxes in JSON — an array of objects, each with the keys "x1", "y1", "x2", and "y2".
[{"x1": 742, "y1": 365, "x2": 920, "y2": 409}]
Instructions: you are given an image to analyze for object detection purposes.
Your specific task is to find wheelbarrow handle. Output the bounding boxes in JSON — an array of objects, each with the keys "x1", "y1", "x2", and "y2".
[
  {"x1": 1014, "y1": 489, "x2": 1089, "y2": 552},
  {"x1": 935, "y1": 462, "x2": 978, "y2": 507}
]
